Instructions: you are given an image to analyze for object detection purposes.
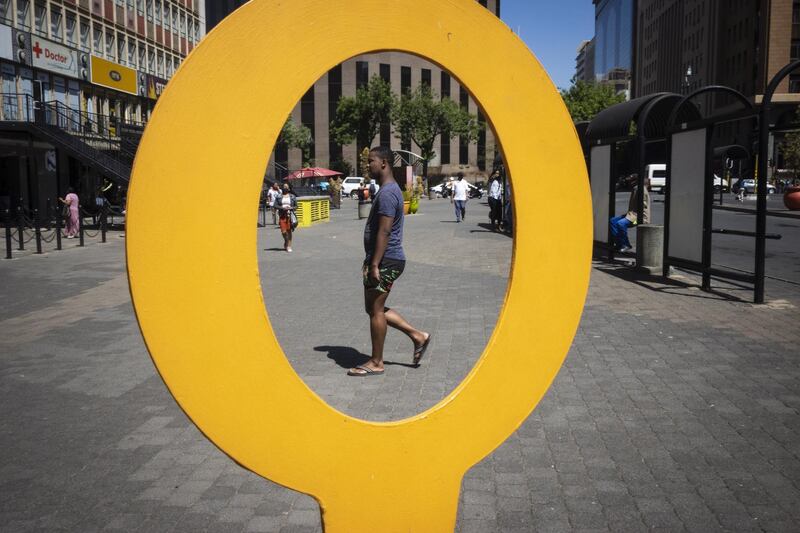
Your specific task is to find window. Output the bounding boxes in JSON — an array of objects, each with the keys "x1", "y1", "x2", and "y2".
[
  {"x1": 356, "y1": 61, "x2": 369, "y2": 89},
  {"x1": 16, "y1": 0, "x2": 30, "y2": 31},
  {"x1": 148, "y1": 48, "x2": 155, "y2": 72},
  {"x1": 137, "y1": 0, "x2": 143, "y2": 15},
  {"x1": 92, "y1": 25, "x2": 102, "y2": 52},
  {"x1": 34, "y1": 1, "x2": 46, "y2": 36},
  {"x1": 0, "y1": 0, "x2": 10, "y2": 24},
  {"x1": 146, "y1": 0, "x2": 152, "y2": 22},
  {"x1": 80, "y1": 18, "x2": 90, "y2": 50},
  {"x1": 51, "y1": 5, "x2": 63, "y2": 39},
  {"x1": 421, "y1": 68, "x2": 431, "y2": 88},
  {"x1": 163, "y1": 4, "x2": 170, "y2": 29},
  {"x1": 401, "y1": 66, "x2": 411, "y2": 95},
  {"x1": 157, "y1": 51, "x2": 163, "y2": 75},
  {"x1": 65, "y1": 12, "x2": 77, "y2": 45},
  {"x1": 154, "y1": 0, "x2": 160, "y2": 24},
  {"x1": 105, "y1": 30, "x2": 115, "y2": 59},
  {"x1": 138, "y1": 45, "x2": 145, "y2": 71},
  {"x1": 180, "y1": 11, "x2": 186, "y2": 37},
  {"x1": 128, "y1": 38, "x2": 136, "y2": 65},
  {"x1": 117, "y1": 34, "x2": 125, "y2": 64}
]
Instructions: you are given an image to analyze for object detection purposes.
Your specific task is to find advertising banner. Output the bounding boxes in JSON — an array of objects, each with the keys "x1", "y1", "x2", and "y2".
[
  {"x1": 146, "y1": 74, "x2": 168, "y2": 100},
  {"x1": 31, "y1": 36, "x2": 79, "y2": 78},
  {"x1": 90, "y1": 55, "x2": 138, "y2": 95}
]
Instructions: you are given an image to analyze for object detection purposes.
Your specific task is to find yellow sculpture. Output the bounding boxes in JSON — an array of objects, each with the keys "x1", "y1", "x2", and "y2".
[{"x1": 126, "y1": 0, "x2": 591, "y2": 531}]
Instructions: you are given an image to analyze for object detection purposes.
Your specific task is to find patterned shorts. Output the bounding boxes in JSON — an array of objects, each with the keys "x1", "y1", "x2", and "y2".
[{"x1": 363, "y1": 259, "x2": 405, "y2": 293}]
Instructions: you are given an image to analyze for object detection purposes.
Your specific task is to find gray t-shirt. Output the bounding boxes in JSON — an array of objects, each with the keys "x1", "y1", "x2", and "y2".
[{"x1": 364, "y1": 181, "x2": 405, "y2": 261}]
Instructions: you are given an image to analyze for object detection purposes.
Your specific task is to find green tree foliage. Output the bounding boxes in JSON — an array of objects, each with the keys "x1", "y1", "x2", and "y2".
[
  {"x1": 560, "y1": 80, "x2": 626, "y2": 122},
  {"x1": 329, "y1": 158, "x2": 353, "y2": 177},
  {"x1": 392, "y1": 83, "x2": 481, "y2": 177},
  {"x1": 331, "y1": 75, "x2": 394, "y2": 149},
  {"x1": 780, "y1": 108, "x2": 800, "y2": 180},
  {"x1": 278, "y1": 117, "x2": 314, "y2": 166}
]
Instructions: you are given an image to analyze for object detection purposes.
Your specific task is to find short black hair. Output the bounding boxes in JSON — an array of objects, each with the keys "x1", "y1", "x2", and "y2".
[
  {"x1": 370, "y1": 146, "x2": 393, "y2": 164},
  {"x1": 457, "y1": 172, "x2": 464, "y2": 180}
]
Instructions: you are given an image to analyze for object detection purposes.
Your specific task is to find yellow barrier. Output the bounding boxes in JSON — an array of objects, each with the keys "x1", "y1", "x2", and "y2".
[
  {"x1": 295, "y1": 197, "x2": 330, "y2": 228},
  {"x1": 126, "y1": 0, "x2": 591, "y2": 531}
]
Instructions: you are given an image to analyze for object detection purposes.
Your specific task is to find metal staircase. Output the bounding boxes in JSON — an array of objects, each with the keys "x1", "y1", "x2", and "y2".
[{"x1": 0, "y1": 94, "x2": 145, "y2": 186}]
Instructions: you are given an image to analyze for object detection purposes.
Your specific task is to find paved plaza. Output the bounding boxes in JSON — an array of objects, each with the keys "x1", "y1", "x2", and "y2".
[{"x1": 1, "y1": 198, "x2": 800, "y2": 532}]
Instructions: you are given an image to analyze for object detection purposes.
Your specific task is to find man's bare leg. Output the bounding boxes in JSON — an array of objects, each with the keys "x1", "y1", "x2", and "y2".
[
  {"x1": 353, "y1": 289, "x2": 390, "y2": 373},
  {"x1": 384, "y1": 308, "x2": 429, "y2": 353}
]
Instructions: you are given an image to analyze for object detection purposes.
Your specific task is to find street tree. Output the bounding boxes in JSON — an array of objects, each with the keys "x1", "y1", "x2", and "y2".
[
  {"x1": 330, "y1": 75, "x2": 394, "y2": 152},
  {"x1": 278, "y1": 117, "x2": 314, "y2": 167},
  {"x1": 560, "y1": 79, "x2": 626, "y2": 122},
  {"x1": 780, "y1": 109, "x2": 800, "y2": 181},
  {"x1": 392, "y1": 83, "x2": 481, "y2": 179}
]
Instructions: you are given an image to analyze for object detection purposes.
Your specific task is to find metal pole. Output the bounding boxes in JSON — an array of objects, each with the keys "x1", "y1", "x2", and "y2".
[
  {"x1": 4, "y1": 209, "x2": 12, "y2": 259},
  {"x1": 16, "y1": 205, "x2": 24, "y2": 251},
  {"x1": 78, "y1": 205, "x2": 85, "y2": 247},
  {"x1": 34, "y1": 208, "x2": 42, "y2": 254},
  {"x1": 101, "y1": 204, "x2": 107, "y2": 243},
  {"x1": 54, "y1": 200, "x2": 62, "y2": 251}
]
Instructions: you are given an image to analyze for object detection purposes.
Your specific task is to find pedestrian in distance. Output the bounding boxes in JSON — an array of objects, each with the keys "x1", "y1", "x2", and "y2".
[
  {"x1": 58, "y1": 188, "x2": 80, "y2": 238},
  {"x1": 348, "y1": 146, "x2": 431, "y2": 377},
  {"x1": 451, "y1": 172, "x2": 469, "y2": 222},
  {"x1": 488, "y1": 171, "x2": 503, "y2": 231},
  {"x1": 610, "y1": 175, "x2": 651, "y2": 253},
  {"x1": 273, "y1": 183, "x2": 297, "y2": 252},
  {"x1": 267, "y1": 183, "x2": 280, "y2": 224},
  {"x1": 330, "y1": 176, "x2": 342, "y2": 209}
]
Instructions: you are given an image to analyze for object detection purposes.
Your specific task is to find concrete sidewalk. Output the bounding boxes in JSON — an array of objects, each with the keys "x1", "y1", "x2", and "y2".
[{"x1": 1, "y1": 198, "x2": 799, "y2": 532}]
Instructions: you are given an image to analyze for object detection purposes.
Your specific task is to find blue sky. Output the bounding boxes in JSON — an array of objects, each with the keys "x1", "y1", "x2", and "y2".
[{"x1": 500, "y1": 1, "x2": 595, "y2": 90}]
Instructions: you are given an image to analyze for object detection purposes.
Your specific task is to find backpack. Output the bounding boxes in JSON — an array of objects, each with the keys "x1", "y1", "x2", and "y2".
[{"x1": 369, "y1": 183, "x2": 376, "y2": 197}]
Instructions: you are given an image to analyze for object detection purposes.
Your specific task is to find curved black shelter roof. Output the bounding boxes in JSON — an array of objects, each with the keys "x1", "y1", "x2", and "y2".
[{"x1": 586, "y1": 92, "x2": 701, "y2": 142}]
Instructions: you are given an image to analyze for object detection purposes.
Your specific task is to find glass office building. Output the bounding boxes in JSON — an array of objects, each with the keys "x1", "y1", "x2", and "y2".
[{"x1": 594, "y1": 0, "x2": 633, "y2": 86}]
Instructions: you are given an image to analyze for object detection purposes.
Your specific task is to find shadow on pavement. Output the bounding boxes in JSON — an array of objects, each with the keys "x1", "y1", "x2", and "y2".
[
  {"x1": 594, "y1": 263, "x2": 752, "y2": 303},
  {"x1": 314, "y1": 345, "x2": 369, "y2": 369},
  {"x1": 471, "y1": 222, "x2": 512, "y2": 237}
]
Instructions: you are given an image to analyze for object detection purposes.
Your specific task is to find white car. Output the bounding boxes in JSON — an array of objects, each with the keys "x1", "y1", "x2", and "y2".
[
  {"x1": 341, "y1": 177, "x2": 364, "y2": 198},
  {"x1": 647, "y1": 164, "x2": 667, "y2": 193}
]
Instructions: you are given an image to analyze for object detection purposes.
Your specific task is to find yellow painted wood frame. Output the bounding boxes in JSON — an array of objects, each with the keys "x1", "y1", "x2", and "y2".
[{"x1": 126, "y1": 0, "x2": 592, "y2": 531}]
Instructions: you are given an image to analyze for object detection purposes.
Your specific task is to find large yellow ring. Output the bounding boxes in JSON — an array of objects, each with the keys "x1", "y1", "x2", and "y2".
[{"x1": 126, "y1": 0, "x2": 591, "y2": 531}]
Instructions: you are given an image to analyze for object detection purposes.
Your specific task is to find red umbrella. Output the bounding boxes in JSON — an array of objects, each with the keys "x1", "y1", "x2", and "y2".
[{"x1": 285, "y1": 167, "x2": 343, "y2": 180}]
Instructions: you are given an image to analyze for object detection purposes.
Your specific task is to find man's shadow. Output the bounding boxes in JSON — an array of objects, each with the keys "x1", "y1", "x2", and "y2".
[{"x1": 314, "y1": 346, "x2": 417, "y2": 369}]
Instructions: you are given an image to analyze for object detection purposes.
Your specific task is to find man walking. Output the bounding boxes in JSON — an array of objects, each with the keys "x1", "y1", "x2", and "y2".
[
  {"x1": 267, "y1": 183, "x2": 280, "y2": 224},
  {"x1": 488, "y1": 171, "x2": 502, "y2": 231},
  {"x1": 451, "y1": 172, "x2": 469, "y2": 222},
  {"x1": 348, "y1": 146, "x2": 431, "y2": 376}
]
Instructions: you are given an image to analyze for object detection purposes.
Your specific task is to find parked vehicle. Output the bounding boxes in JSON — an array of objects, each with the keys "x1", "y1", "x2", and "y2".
[
  {"x1": 647, "y1": 164, "x2": 667, "y2": 193},
  {"x1": 341, "y1": 177, "x2": 364, "y2": 198},
  {"x1": 712, "y1": 175, "x2": 730, "y2": 193},
  {"x1": 731, "y1": 179, "x2": 776, "y2": 194}
]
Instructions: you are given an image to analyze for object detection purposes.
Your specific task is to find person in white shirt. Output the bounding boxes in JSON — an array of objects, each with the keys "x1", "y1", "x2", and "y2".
[
  {"x1": 488, "y1": 171, "x2": 502, "y2": 231},
  {"x1": 451, "y1": 172, "x2": 470, "y2": 222},
  {"x1": 266, "y1": 183, "x2": 280, "y2": 224}
]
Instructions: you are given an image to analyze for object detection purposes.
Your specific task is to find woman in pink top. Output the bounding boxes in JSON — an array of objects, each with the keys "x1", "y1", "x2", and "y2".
[{"x1": 59, "y1": 188, "x2": 80, "y2": 238}]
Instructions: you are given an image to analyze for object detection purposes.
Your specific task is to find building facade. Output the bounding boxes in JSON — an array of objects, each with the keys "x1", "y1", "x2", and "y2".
[
  {"x1": 634, "y1": 0, "x2": 800, "y2": 105},
  {"x1": 593, "y1": 0, "x2": 634, "y2": 96},
  {"x1": 204, "y1": 0, "x2": 243, "y2": 32},
  {"x1": 0, "y1": 0, "x2": 205, "y2": 213},
  {"x1": 575, "y1": 38, "x2": 596, "y2": 83},
  {"x1": 204, "y1": 0, "x2": 502, "y2": 180},
  {"x1": 0, "y1": 0, "x2": 204, "y2": 123}
]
